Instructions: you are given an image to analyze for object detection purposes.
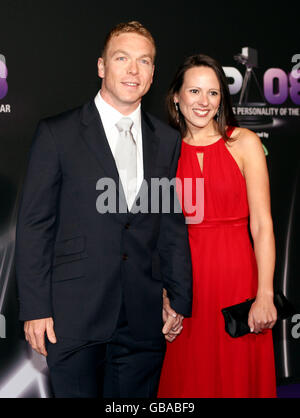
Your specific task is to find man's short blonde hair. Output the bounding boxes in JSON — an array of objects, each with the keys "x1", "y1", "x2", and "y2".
[{"x1": 102, "y1": 21, "x2": 156, "y2": 59}]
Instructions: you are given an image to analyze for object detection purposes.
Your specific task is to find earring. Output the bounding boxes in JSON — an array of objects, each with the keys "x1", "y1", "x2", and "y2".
[{"x1": 174, "y1": 102, "x2": 179, "y2": 122}]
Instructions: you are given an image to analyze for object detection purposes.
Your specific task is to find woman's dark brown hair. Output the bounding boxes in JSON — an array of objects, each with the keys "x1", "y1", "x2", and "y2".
[{"x1": 166, "y1": 54, "x2": 238, "y2": 141}]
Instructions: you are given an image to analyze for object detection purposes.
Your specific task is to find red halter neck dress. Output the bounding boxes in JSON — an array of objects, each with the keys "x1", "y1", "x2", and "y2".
[{"x1": 158, "y1": 127, "x2": 276, "y2": 398}]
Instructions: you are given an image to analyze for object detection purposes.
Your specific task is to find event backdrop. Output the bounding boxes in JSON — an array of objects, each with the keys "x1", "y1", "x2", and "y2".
[{"x1": 0, "y1": 0, "x2": 299, "y2": 397}]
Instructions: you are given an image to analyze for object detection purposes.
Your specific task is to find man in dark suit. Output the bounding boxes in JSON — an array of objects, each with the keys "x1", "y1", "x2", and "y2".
[{"x1": 16, "y1": 21, "x2": 192, "y2": 398}]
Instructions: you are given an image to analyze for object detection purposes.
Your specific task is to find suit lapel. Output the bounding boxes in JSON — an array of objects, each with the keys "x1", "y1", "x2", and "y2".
[
  {"x1": 141, "y1": 110, "x2": 160, "y2": 187},
  {"x1": 127, "y1": 110, "x2": 160, "y2": 217},
  {"x1": 80, "y1": 100, "x2": 121, "y2": 194}
]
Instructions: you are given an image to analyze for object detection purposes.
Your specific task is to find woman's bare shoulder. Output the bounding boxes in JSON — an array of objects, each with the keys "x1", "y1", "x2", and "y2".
[{"x1": 230, "y1": 127, "x2": 263, "y2": 155}]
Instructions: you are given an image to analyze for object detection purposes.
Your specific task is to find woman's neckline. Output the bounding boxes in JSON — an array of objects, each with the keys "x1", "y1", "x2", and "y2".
[
  {"x1": 182, "y1": 136, "x2": 223, "y2": 149},
  {"x1": 182, "y1": 126, "x2": 234, "y2": 149}
]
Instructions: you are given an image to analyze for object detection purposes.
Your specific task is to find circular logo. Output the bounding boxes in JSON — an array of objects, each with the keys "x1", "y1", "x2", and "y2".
[{"x1": 0, "y1": 59, "x2": 8, "y2": 100}]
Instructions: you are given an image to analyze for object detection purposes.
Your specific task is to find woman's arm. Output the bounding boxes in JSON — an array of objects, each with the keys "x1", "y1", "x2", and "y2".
[{"x1": 238, "y1": 128, "x2": 277, "y2": 334}]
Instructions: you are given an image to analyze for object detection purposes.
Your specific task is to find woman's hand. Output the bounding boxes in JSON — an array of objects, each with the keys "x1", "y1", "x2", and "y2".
[
  {"x1": 162, "y1": 288, "x2": 184, "y2": 342},
  {"x1": 248, "y1": 295, "x2": 277, "y2": 334}
]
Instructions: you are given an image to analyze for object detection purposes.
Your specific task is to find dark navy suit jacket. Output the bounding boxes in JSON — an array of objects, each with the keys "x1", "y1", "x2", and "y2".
[{"x1": 16, "y1": 100, "x2": 192, "y2": 341}]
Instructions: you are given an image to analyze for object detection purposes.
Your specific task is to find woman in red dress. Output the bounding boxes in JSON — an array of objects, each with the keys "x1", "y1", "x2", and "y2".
[{"x1": 158, "y1": 55, "x2": 277, "y2": 398}]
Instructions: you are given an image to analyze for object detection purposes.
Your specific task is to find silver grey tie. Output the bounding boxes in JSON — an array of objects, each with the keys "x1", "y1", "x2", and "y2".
[{"x1": 115, "y1": 117, "x2": 137, "y2": 210}]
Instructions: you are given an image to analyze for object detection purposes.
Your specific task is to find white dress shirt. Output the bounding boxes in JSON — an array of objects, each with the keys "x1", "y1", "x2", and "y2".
[{"x1": 94, "y1": 91, "x2": 144, "y2": 208}]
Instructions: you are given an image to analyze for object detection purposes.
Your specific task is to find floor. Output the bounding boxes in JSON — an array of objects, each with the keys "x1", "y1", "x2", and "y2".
[{"x1": 277, "y1": 384, "x2": 300, "y2": 398}]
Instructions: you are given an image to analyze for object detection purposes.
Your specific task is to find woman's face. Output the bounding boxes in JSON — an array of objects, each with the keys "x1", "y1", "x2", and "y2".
[{"x1": 174, "y1": 66, "x2": 221, "y2": 133}]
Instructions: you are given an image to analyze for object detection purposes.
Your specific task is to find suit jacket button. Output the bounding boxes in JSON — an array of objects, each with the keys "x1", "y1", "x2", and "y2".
[{"x1": 122, "y1": 254, "x2": 128, "y2": 260}]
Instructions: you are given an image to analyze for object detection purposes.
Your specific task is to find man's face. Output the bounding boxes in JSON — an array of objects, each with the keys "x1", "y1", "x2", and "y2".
[{"x1": 98, "y1": 32, "x2": 155, "y2": 114}]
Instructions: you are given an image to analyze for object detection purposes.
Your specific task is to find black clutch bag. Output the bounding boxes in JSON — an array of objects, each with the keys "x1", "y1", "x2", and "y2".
[{"x1": 221, "y1": 291, "x2": 297, "y2": 338}]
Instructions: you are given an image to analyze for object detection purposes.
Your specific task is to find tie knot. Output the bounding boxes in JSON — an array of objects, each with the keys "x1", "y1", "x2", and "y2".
[{"x1": 116, "y1": 117, "x2": 133, "y2": 133}]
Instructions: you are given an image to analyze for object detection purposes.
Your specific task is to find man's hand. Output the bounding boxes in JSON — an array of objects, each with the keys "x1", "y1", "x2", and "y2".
[
  {"x1": 162, "y1": 289, "x2": 184, "y2": 342},
  {"x1": 24, "y1": 317, "x2": 57, "y2": 356}
]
